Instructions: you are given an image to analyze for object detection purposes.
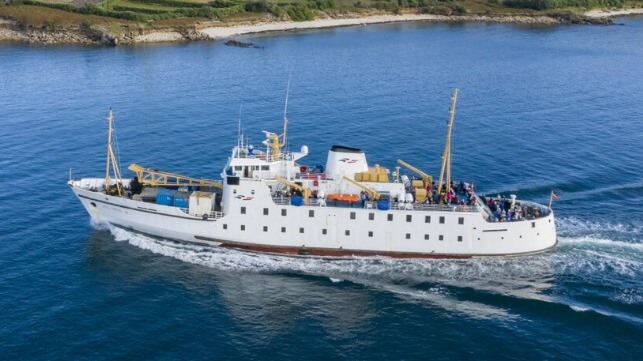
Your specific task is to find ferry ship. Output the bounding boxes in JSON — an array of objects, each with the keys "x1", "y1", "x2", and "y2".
[{"x1": 69, "y1": 90, "x2": 557, "y2": 258}]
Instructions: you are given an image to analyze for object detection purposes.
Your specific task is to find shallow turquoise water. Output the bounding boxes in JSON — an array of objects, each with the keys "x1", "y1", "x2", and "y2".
[{"x1": 0, "y1": 17, "x2": 642, "y2": 360}]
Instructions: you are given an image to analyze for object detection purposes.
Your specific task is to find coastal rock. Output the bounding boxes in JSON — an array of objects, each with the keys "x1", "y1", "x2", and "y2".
[
  {"x1": 550, "y1": 12, "x2": 613, "y2": 25},
  {"x1": 224, "y1": 39, "x2": 263, "y2": 49}
]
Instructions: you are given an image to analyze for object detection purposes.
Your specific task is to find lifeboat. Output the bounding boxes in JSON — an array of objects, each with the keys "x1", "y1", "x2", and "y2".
[{"x1": 327, "y1": 193, "x2": 360, "y2": 203}]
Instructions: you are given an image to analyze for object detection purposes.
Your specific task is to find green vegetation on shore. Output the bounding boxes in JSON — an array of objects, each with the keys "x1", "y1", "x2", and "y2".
[{"x1": 0, "y1": 0, "x2": 641, "y2": 34}]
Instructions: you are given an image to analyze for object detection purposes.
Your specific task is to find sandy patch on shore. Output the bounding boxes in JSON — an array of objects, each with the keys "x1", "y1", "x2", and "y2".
[
  {"x1": 199, "y1": 14, "x2": 558, "y2": 39},
  {"x1": 132, "y1": 31, "x2": 184, "y2": 43},
  {"x1": 584, "y1": 8, "x2": 643, "y2": 18}
]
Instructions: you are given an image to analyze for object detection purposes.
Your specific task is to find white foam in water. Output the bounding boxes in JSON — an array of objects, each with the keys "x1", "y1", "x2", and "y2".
[
  {"x1": 102, "y1": 222, "x2": 642, "y2": 320},
  {"x1": 557, "y1": 216, "x2": 642, "y2": 244},
  {"x1": 566, "y1": 301, "x2": 643, "y2": 326},
  {"x1": 569, "y1": 304, "x2": 589, "y2": 312}
]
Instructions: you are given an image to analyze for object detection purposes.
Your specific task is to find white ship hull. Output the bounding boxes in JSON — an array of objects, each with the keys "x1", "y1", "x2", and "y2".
[{"x1": 70, "y1": 179, "x2": 557, "y2": 258}]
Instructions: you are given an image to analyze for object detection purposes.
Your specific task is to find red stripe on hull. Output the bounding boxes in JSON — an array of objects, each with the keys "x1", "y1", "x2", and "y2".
[{"x1": 220, "y1": 242, "x2": 473, "y2": 259}]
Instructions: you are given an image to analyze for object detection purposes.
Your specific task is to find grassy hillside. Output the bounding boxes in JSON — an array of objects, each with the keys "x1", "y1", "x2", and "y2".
[{"x1": 1, "y1": 0, "x2": 641, "y2": 29}]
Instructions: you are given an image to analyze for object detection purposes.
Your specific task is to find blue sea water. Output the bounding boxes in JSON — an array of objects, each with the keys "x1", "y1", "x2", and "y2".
[{"x1": 1, "y1": 17, "x2": 642, "y2": 360}]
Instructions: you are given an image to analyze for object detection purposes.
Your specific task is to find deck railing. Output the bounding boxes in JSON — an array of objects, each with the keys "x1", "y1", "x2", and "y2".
[{"x1": 270, "y1": 196, "x2": 480, "y2": 213}]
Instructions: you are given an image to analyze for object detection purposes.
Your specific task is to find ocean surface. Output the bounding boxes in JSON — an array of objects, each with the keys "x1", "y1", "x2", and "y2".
[{"x1": 1, "y1": 17, "x2": 642, "y2": 360}]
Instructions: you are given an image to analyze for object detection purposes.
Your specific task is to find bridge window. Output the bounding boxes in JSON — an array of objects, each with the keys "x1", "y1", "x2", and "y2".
[
  {"x1": 406, "y1": 215, "x2": 412, "y2": 222},
  {"x1": 425, "y1": 215, "x2": 431, "y2": 223},
  {"x1": 241, "y1": 207, "x2": 246, "y2": 214},
  {"x1": 458, "y1": 217, "x2": 464, "y2": 225},
  {"x1": 369, "y1": 213, "x2": 374, "y2": 220},
  {"x1": 282, "y1": 209, "x2": 287, "y2": 216},
  {"x1": 263, "y1": 208, "x2": 269, "y2": 215},
  {"x1": 261, "y1": 165, "x2": 269, "y2": 171},
  {"x1": 439, "y1": 216, "x2": 445, "y2": 224},
  {"x1": 350, "y1": 212, "x2": 356, "y2": 220}
]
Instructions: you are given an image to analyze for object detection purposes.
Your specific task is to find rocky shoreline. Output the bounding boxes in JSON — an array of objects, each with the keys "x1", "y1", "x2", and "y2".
[{"x1": 0, "y1": 9, "x2": 635, "y2": 46}]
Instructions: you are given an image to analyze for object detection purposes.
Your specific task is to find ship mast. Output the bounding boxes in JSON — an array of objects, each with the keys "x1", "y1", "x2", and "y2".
[
  {"x1": 437, "y1": 88, "x2": 459, "y2": 201},
  {"x1": 104, "y1": 109, "x2": 123, "y2": 196}
]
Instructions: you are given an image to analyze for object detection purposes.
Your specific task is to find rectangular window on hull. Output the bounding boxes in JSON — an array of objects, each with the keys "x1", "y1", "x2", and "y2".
[
  {"x1": 439, "y1": 235, "x2": 444, "y2": 241},
  {"x1": 405, "y1": 233, "x2": 411, "y2": 239},
  {"x1": 350, "y1": 212, "x2": 356, "y2": 220},
  {"x1": 263, "y1": 208, "x2": 269, "y2": 215},
  {"x1": 299, "y1": 228, "x2": 304, "y2": 234},
  {"x1": 309, "y1": 210, "x2": 314, "y2": 217},
  {"x1": 425, "y1": 216, "x2": 431, "y2": 223},
  {"x1": 263, "y1": 226, "x2": 268, "y2": 232},
  {"x1": 458, "y1": 217, "x2": 464, "y2": 225},
  {"x1": 369, "y1": 213, "x2": 374, "y2": 220},
  {"x1": 406, "y1": 215, "x2": 412, "y2": 222},
  {"x1": 322, "y1": 229, "x2": 327, "y2": 235},
  {"x1": 241, "y1": 225, "x2": 245, "y2": 231},
  {"x1": 241, "y1": 207, "x2": 246, "y2": 214},
  {"x1": 424, "y1": 234, "x2": 429, "y2": 240},
  {"x1": 458, "y1": 236, "x2": 463, "y2": 242},
  {"x1": 387, "y1": 214, "x2": 393, "y2": 221},
  {"x1": 439, "y1": 216, "x2": 445, "y2": 224},
  {"x1": 345, "y1": 230, "x2": 350, "y2": 236},
  {"x1": 282, "y1": 209, "x2": 287, "y2": 216},
  {"x1": 281, "y1": 227, "x2": 286, "y2": 233}
]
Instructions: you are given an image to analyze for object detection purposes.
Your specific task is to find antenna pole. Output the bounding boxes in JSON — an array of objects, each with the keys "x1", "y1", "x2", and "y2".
[
  {"x1": 104, "y1": 108, "x2": 123, "y2": 196},
  {"x1": 105, "y1": 109, "x2": 113, "y2": 190},
  {"x1": 281, "y1": 71, "x2": 292, "y2": 148},
  {"x1": 438, "y1": 88, "x2": 459, "y2": 201}
]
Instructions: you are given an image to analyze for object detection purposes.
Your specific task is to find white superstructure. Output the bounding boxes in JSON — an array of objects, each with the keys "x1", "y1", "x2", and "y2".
[{"x1": 69, "y1": 94, "x2": 557, "y2": 258}]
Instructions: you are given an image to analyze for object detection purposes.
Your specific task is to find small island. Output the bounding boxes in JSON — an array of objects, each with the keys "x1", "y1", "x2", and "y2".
[{"x1": 1, "y1": 0, "x2": 642, "y2": 45}]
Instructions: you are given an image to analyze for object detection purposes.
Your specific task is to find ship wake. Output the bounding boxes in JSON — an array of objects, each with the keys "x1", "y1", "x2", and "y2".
[{"x1": 101, "y1": 219, "x2": 642, "y2": 324}]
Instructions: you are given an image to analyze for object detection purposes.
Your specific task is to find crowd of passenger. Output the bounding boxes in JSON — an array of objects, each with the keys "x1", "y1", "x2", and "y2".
[
  {"x1": 403, "y1": 179, "x2": 478, "y2": 207},
  {"x1": 482, "y1": 194, "x2": 544, "y2": 222}
]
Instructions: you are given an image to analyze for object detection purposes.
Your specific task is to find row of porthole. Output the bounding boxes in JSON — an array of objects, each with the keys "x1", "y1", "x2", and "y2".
[
  {"x1": 244, "y1": 207, "x2": 465, "y2": 225},
  {"x1": 221, "y1": 223, "x2": 462, "y2": 242}
]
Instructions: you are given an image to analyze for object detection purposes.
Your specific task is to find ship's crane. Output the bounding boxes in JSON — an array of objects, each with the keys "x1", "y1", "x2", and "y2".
[
  {"x1": 274, "y1": 175, "x2": 311, "y2": 199},
  {"x1": 128, "y1": 163, "x2": 222, "y2": 189},
  {"x1": 342, "y1": 176, "x2": 382, "y2": 200},
  {"x1": 397, "y1": 159, "x2": 433, "y2": 187}
]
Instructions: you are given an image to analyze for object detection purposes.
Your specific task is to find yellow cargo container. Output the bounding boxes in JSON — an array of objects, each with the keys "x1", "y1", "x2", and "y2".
[
  {"x1": 412, "y1": 180, "x2": 424, "y2": 189},
  {"x1": 415, "y1": 189, "x2": 427, "y2": 203}
]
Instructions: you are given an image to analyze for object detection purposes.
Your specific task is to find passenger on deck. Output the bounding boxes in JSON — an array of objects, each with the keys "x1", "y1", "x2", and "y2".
[{"x1": 458, "y1": 180, "x2": 465, "y2": 194}]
